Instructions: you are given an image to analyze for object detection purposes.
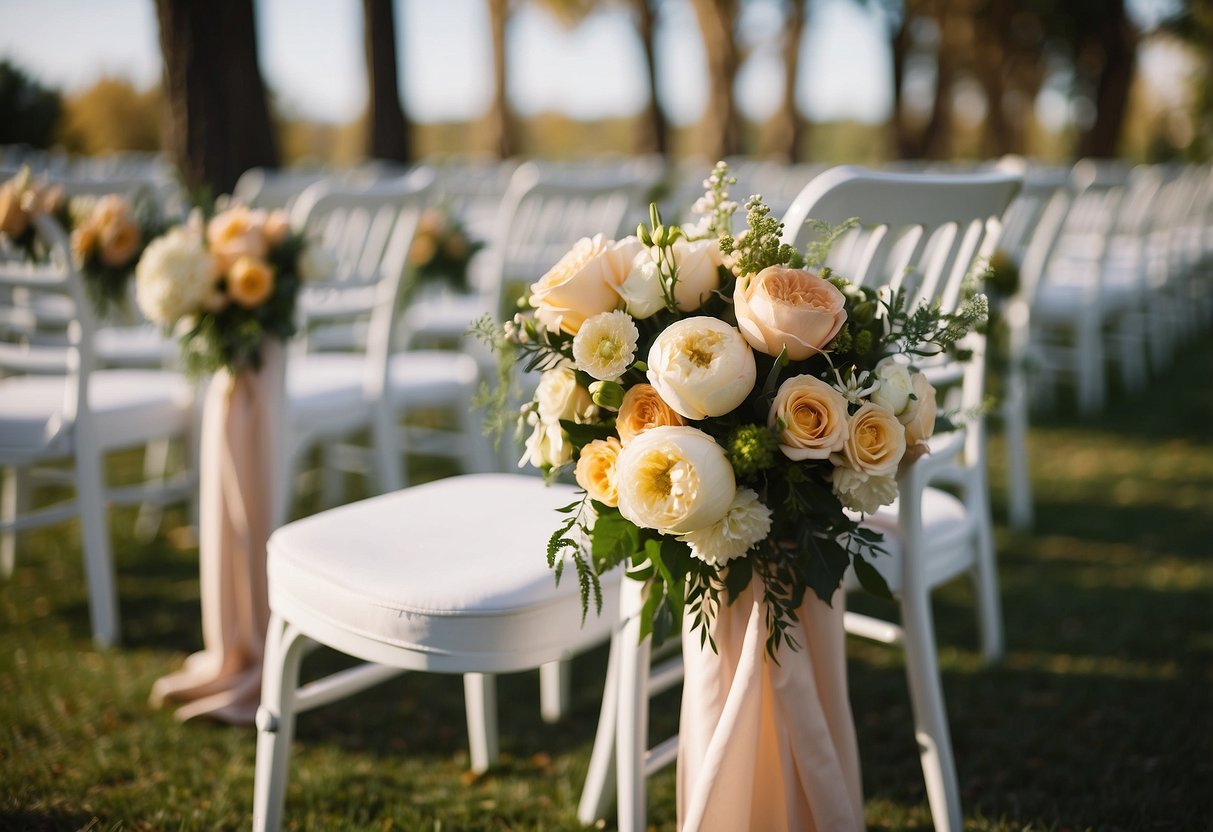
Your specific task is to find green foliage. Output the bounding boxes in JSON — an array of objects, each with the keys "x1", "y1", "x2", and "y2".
[
  {"x1": 720, "y1": 196, "x2": 805, "y2": 277},
  {"x1": 725, "y1": 423, "x2": 779, "y2": 478},
  {"x1": 0, "y1": 60, "x2": 62, "y2": 148}
]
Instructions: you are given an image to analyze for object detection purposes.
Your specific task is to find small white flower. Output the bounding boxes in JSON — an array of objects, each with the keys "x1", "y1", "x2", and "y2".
[
  {"x1": 831, "y1": 466, "x2": 898, "y2": 514},
  {"x1": 834, "y1": 368, "x2": 878, "y2": 406},
  {"x1": 678, "y1": 488, "x2": 772, "y2": 566},
  {"x1": 870, "y1": 356, "x2": 914, "y2": 416},
  {"x1": 572, "y1": 310, "x2": 639, "y2": 381}
]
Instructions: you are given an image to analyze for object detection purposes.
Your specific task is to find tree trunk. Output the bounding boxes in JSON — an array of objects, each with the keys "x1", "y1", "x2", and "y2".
[
  {"x1": 889, "y1": 10, "x2": 915, "y2": 159},
  {"x1": 362, "y1": 0, "x2": 411, "y2": 163},
  {"x1": 154, "y1": 0, "x2": 278, "y2": 199},
  {"x1": 690, "y1": 0, "x2": 740, "y2": 160},
  {"x1": 486, "y1": 0, "x2": 515, "y2": 159},
  {"x1": 920, "y1": 11, "x2": 956, "y2": 160},
  {"x1": 1078, "y1": 0, "x2": 1137, "y2": 158},
  {"x1": 632, "y1": 0, "x2": 668, "y2": 157},
  {"x1": 769, "y1": 0, "x2": 806, "y2": 163}
]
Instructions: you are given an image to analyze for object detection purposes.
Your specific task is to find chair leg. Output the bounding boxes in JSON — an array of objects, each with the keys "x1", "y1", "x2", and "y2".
[
  {"x1": 1077, "y1": 316, "x2": 1105, "y2": 416},
  {"x1": 1003, "y1": 369, "x2": 1033, "y2": 531},
  {"x1": 253, "y1": 615, "x2": 310, "y2": 832},
  {"x1": 1, "y1": 465, "x2": 28, "y2": 578},
  {"x1": 463, "y1": 673, "x2": 499, "y2": 774},
  {"x1": 971, "y1": 498, "x2": 1004, "y2": 663},
  {"x1": 133, "y1": 437, "x2": 172, "y2": 543},
  {"x1": 578, "y1": 631, "x2": 621, "y2": 825},
  {"x1": 371, "y1": 405, "x2": 403, "y2": 494},
  {"x1": 539, "y1": 660, "x2": 570, "y2": 723},
  {"x1": 900, "y1": 590, "x2": 963, "y2": 832},
  {"x1": 75, "y1": 443, "x2": 118, "y2": 649},
  {"x1": 615, "y1": 612, "x2": 651, "y2": 832},
  {"x1": 319, "y1": 443, "x2": 346, "y2": 507}
]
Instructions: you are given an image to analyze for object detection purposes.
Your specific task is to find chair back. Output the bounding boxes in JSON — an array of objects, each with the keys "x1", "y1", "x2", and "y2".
[
  {"x1": 289, "y1": 168, "x2": 436, "y2": 399},
  {"x1": 0, "y1": 215, "x2": 95, "y2": 454}
]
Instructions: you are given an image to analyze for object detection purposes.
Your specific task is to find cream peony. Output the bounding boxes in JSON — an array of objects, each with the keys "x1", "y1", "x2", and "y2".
[
  {"x1": 646, "y1": 317, "x2": 756, "y2": 420},
  {"x1": 572, "y1": 310, "x2": 639, "y2": 382},
  {"x1": 667, "y1": 238, "x2": 723, "y2": 312},
  {"x1": 843, "y1": 402, "x2": 907, "y2": 478},
  {"x1": 615, "y1": 383, "x2": 686, "y2": 444},
  {"x1": 529, "y1": 235, "x2": 639, "y2": 335},
  {"x1": 870, "y1": 356, "x2": 915, "y2": 415},
  {"x1": 733, "y1": 266, "x2": 847, "y2": 360},
  {"x1": 135, "y1": 228, "x2": 218, "y2": 325},
  {"x1": 769, "y1": 374, "x2": 849, "y2": 460},
  {"x1": 615, "y1": 426, "x2": 736, "y2": 534},
  {"x1": 535, "y1": 366, "x2": 596, "y2": 424},
  {"x1": 575, "y1": 437, "x2": 623, "y2": 507},
  {"x1": 677, "y1": 487, "x2": 772, "y2": 566},
  {"x1": 900, "y1": 372, "x2": 937, "y2": 445},
  {"x1": 831, "y1": 466, "x2": 898, "y2": 514}
]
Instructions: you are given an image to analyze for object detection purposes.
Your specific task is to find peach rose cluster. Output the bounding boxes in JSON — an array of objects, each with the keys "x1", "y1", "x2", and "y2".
[
  {"x1": 206, "y1": 206, "x2": 291, "y2": 309},
  {"x1": 71, "y1": 195, "x2": 142, "y2": 268},
  {"x1": 0, "y1": 172, "x2": 64, "y2": 241}
]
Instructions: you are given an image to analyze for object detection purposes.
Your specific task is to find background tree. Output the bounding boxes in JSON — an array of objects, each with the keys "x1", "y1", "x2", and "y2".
[
  {"x1": 631, "y1": 0, "x2": 668, "y2": 156},
  {"x1": 154, "y1": 0, "x2": 278, "y2": 198},
  {"x1": 768, "y1": 0, "x2": 807, "y2": 162},
  {"x1": 362, "y1": 0, "x2": 412, "y2": 163},
  {"x1": 59, "y1": 79, "x2": 162, "y2": 155},
  {"x1": 0, "y1": 61, "x2": 62, "y2": 148},
  {"x1": 486, "y1": 0, "x2": 517, "y2": 158},
  {"x1": 690, "y1": 0, "x2": 741, "y2": 159}
]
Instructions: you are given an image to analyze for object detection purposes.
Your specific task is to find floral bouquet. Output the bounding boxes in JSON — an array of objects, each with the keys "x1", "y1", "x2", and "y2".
[
  {"x1": 407, "y1": 205, "x2": 483, "y2": 295},
  {"x1": 135, "y1": 204, "x2": 324, "y2": 375},
  {"x1": 481, "y1": 163, "x2": 987, "y2": 655},
  {"x1": 0, "y1": 168, "x2": 68, "y2": 259},
  {"x1": 69, "y1": 193, "x2": 165, "y2": 315}
]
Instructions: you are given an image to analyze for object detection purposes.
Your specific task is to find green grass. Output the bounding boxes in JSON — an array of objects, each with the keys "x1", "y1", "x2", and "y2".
[{"x1": 2, "y1": 339, "x2": 1212, "y2": 831}]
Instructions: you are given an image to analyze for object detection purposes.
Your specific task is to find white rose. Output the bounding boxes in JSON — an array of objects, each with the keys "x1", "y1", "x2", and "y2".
[
  {"x1": 535, "y1": 366, "x2": 596, "y2": 424},
  {"x1": 529, "y1": 235, "x2": 638, "y2": 335},
  {"x1": 668, "y1": 238, "x2": 722, "y2": 312},
  {"x1": 646, "y1": 317, "x2": 756, "y2": 421},
  {"x1": 135, "y1": 227, "x2": 218, "y2": 326},
  {"x1": 899, "y1": 372, "x2": 938, "y2": 445},
  {"x1": 678, "y1": 487, "x2": 772, "y2": 566},
  {"x1": 870, "y1": 356, "x2": 914, "y2": 416},
  {"x1": 615, "y1": 426, "x2": 736, "y2": 534},
  {"x1": 832, "y1": 466, "x2": 898, "y2": 514},
  {"x1": 614, "y1": 256, "x2": 666, "y2": 319},
  {"x1": 572, "y1": 310, "x2": 639, "y2": 382}
]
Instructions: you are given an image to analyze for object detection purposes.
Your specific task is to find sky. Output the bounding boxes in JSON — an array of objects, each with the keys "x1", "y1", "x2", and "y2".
[{"x1": 0, "y1": 0, "x2": 1188, "y2": 129}]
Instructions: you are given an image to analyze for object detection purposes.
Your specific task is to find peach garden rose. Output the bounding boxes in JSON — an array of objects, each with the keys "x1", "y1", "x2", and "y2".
[
  {"x1": 733, "y1": 266, "x2": 847, "y2": 360},
  {"x1": 529, "y1": 235, "x2": 641, "y2": 335},
  {"x1": 843, "y1": 402, "x2": 907, "y2": 478},
  {"x1": 769, "y1": 374, "x2": 850, "y2": 461}
]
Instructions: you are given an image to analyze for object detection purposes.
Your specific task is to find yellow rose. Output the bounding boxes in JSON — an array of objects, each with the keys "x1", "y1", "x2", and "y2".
[
  {"x1": 843, "y1": 403, "x2": 907, "y2": 478},
  {"x1": 207, "y1": 206, "x2": 267, "y2": 273},
  {"x1": 0, "y1": 182, "x2": 29, "y2": 238},
  {"x1": 616, "y1": 383, "x2": 686, "y2": 444},
  {"x1": 733, "y1": 266, "x2": 847, "y2": 360},
  {"x1": 529, "y1": 235, "x2": 637, "y2": 335},
  {"x1": 899, "y1": 372, "x2": 937, "y2": 445},
  {"x1": 227, "y1": 256, "x2": 275, "y2": 308},
  {"x1": 769, "y1": 374, "x2": 849, "y2": 461},
  {"x1": 575, "y1": 437, "x2": 623, "y2": 507}
]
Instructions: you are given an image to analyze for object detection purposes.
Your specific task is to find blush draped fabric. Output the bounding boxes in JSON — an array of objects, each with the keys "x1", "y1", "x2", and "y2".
[
  {"x1": 677, "y1": 584, "x2": 864, "y2": 832},
  {"x1": 150, "y1": 345, "x2": 284, "y2": 725}
]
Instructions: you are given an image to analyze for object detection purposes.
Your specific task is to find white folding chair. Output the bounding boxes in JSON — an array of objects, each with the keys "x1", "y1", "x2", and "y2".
[
  {"x1": 278, "y1": 170, "x2": 485, "y2": 525},
  {"x1": 251, "y1": 473, "x2": 623, "y2": 831},
  {"x1": 0, "y1": 215, "x2": 195, "y2": 647},
  {"x1": 577, "y1": 166, "x2": 1021, "y2": 832}
]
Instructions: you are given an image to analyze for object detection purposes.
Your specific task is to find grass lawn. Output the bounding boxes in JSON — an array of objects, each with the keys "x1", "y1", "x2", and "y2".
[{"x1": 2, "y1": 336, "x2": 1211, "y2": 831}]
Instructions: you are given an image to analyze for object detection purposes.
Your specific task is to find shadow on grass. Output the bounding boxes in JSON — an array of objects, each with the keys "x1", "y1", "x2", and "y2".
[{"x1": 0, "y1": 809, "x2": 98, "y2": 831}]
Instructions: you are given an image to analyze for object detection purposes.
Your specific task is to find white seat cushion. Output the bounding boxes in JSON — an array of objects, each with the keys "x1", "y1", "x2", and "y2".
[
  {"x1": 0, "y1": 369, "x2": 193, "y2": 454},
  {"x1": 386, "y1": 350, "x2": 479, "y2": 408},
  {"x1": 268, "y1": 473, "x2": 620, "y2": 670},
  {"x1": 850, "y1": 487, "x2": 972, "y2": 595}
]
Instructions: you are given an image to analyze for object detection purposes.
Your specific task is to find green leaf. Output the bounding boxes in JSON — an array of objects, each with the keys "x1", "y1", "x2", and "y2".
[
  {"x1": 722, "y1": 556, "x2": 753, "y2": 602},
  {"x1": 559, "y1": 419, "x2": 617, "y2": 450},
  {"x1": 590, "y1": 510, "x2": 641, "y2": 572},
  {"x1": 853, "y1": 555, "x2": 893, "y2": 599},
  {"x1": 802, "y1": 533, "x2": 850, "y2": 604}
]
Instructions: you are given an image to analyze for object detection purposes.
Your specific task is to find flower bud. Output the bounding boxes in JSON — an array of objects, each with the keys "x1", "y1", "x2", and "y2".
[
  {"x1": 637, "y1": 223, "x2": 653, "y2": 247},
  {"x1": 589, "y1": 379, "x2": 625, "y2": 411}
]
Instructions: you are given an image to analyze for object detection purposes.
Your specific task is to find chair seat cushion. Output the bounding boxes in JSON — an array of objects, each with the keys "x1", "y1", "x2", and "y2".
[
  {"x1": 0, "y1": 369, "x2": 193, "y2": 454},
  {"x1": 268, "y1": 473, "x2": 620, "y2": 671},
  {"x1": 850, "y1": 487, "x2": 972, "y2": 595},
  {"x1": 94, "y1": 325, "x2": 175, "y2": 368}
]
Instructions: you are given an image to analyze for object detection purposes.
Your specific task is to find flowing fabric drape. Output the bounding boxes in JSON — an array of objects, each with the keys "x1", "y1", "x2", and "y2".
[
  {"x1": 150, "y1": 344, "x2": 283, "y2": 725},
  {"x1": 677, "y1": 583, "x2": 864, "y2": 832}
]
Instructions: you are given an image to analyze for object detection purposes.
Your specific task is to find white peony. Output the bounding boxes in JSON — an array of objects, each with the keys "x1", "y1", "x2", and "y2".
[
  {"x1": 572, "y1": 310, "x2": 639, "y2": 382},
  {"x1": 646, "y1": 317, "x2": 756, "y2": 420},
  {"x1": 535, "y1": 366, "x2": 596, "y2": 424},
  {"x1": 870, "y1": 356, "x2": 915, "y2": 416},
  {"x1": 678, "y1": 488, "x2": 772, "y2": 566},
  {"x1": 615, "y1": 426, "x2": 736, "y2": 534},
  {"x1": 614, "y1": 256, "x2": 666, "y2": 319},
  {"x1": 135, "y1": 227, "x2": 218, "y2": 326},
  {"x1": 831, "y1": 465, "x2": 899, "y2": 514}
]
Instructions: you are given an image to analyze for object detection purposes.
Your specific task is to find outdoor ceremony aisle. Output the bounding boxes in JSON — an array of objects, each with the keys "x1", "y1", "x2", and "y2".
[{"x1": 1, "y1": 337, "x2": 1210, "y2": 829}]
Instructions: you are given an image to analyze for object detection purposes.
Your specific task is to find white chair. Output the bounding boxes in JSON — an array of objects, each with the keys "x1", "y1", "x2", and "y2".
[
  {"x1": 578, "y1": 166, "x2": 1021, "y2": 832},
  {"x1": 0, "y1": 215, "x2": 195, "y2": 647},
  {"x1": 278, "y1": 171, "x2": 486, "y2": 525},
  {"x1": 251, "y1": 473, "x2": 623, "y2": 831}
]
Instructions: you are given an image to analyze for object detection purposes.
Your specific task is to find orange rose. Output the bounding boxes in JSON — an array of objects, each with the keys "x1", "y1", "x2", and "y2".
[
  {"x1": 226, "y1": 256, "x2": 275, "y2": 308},
  {"x1": 733, "y1": 266, "x2": 847, "y2": 360},
  {"x1": 98, "y1": 218, "x2": 141, "y2": 267},
  {"x1": 208, "y1": 206, "x2": 267, "y2": 273},
  {"x1": 0, "y1": 182, "x2": 29, "y2": 238},
  {"x1": 616, "y1": 383, "x2": 686, "y2": 444},
  {"x1": 71, "y1": 221, "x2": 100, "y2": 262},
  {"x1": 574, "y1": 437, "x2": 623, "y2": 507}
]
